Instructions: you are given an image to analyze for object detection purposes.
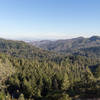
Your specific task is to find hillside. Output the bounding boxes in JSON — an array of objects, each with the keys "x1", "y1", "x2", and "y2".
[
  {"x1": 0, "y1": 38, "x2": 64, "y2": 62},
  {"x1": 31, "y1": 36, "x2": 100, "y2": 58},
  {"x1": 0, "y1": 38, "x2": 100, "y2": 100}
]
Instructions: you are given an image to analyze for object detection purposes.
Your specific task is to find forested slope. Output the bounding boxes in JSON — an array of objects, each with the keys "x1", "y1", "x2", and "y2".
[
  {"x1": 0, "y1": 38, "x2": 100, "y2": 100},
  {"x1": 31, "y1": 36, "x2": 100, "y2": 58},
  {"x1": 0, "y1": 38, "x2": 64, "y2": 62}
]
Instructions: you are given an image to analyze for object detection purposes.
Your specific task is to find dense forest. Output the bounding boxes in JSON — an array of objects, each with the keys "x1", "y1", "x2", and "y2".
[{"x1": 0, "y1": 37, "x2": 100, "y2": 100}]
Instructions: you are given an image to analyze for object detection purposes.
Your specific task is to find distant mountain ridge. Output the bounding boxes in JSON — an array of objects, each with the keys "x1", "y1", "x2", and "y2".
[
  {"x1": 30, "y1": 36, "x2": 100, "y2": 58},
  {"x1": 0, "y1": 36, "x2": 100, "y2": 59}
]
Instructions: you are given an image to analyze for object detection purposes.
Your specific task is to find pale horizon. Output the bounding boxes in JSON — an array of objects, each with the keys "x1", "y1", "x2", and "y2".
[{"x1": 0, "y1": 33, "x2": 100, "y2": 41}]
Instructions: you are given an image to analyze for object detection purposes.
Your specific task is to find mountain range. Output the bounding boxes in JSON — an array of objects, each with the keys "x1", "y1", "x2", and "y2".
[{"x1": 30, "y1": 36, "x2": 100, "y2": 58}]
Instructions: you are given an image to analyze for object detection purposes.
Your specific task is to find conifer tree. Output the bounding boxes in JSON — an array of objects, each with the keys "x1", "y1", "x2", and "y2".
[{"x1": 61, "y1": 73, "x2": 70, "y2": 91}]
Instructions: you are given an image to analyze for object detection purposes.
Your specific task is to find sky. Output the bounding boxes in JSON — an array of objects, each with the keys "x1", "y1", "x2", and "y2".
[{"x1": 0, "y1": 0, "x2": 100, "y2": 40}]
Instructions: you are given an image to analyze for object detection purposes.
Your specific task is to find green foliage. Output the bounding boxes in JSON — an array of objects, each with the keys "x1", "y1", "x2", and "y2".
[
  {"x1": 61, "y1": 73, "x2": 70, "y2": 91},
  {"x1": 0, "y1": 38, "x2": 100, "y2": 100},
  {"x1": 22, "y1": 79, "x2": 33, "y2": 98},
  {"x1": 0, "y1": 38, "x2": 64, "y2": 62},
  {"x1": 1, "y1": 53, "x2": 99, "y2": 100}
]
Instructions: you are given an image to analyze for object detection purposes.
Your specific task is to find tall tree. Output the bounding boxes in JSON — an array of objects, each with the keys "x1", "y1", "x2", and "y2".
[{"x1": 61, "y1": 73, "x2": 70, "y2": 91}]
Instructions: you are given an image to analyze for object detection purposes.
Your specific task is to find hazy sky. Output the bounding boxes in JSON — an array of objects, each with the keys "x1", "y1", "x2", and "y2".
[{"x1": 0, "y1": 0, "x2": 100, "y2": 40}]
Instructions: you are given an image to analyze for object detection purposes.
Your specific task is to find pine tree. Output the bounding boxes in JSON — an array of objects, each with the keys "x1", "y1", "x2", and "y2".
[{"x1": 61, "y1": 73, "x2": 70, "y2": 91}]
